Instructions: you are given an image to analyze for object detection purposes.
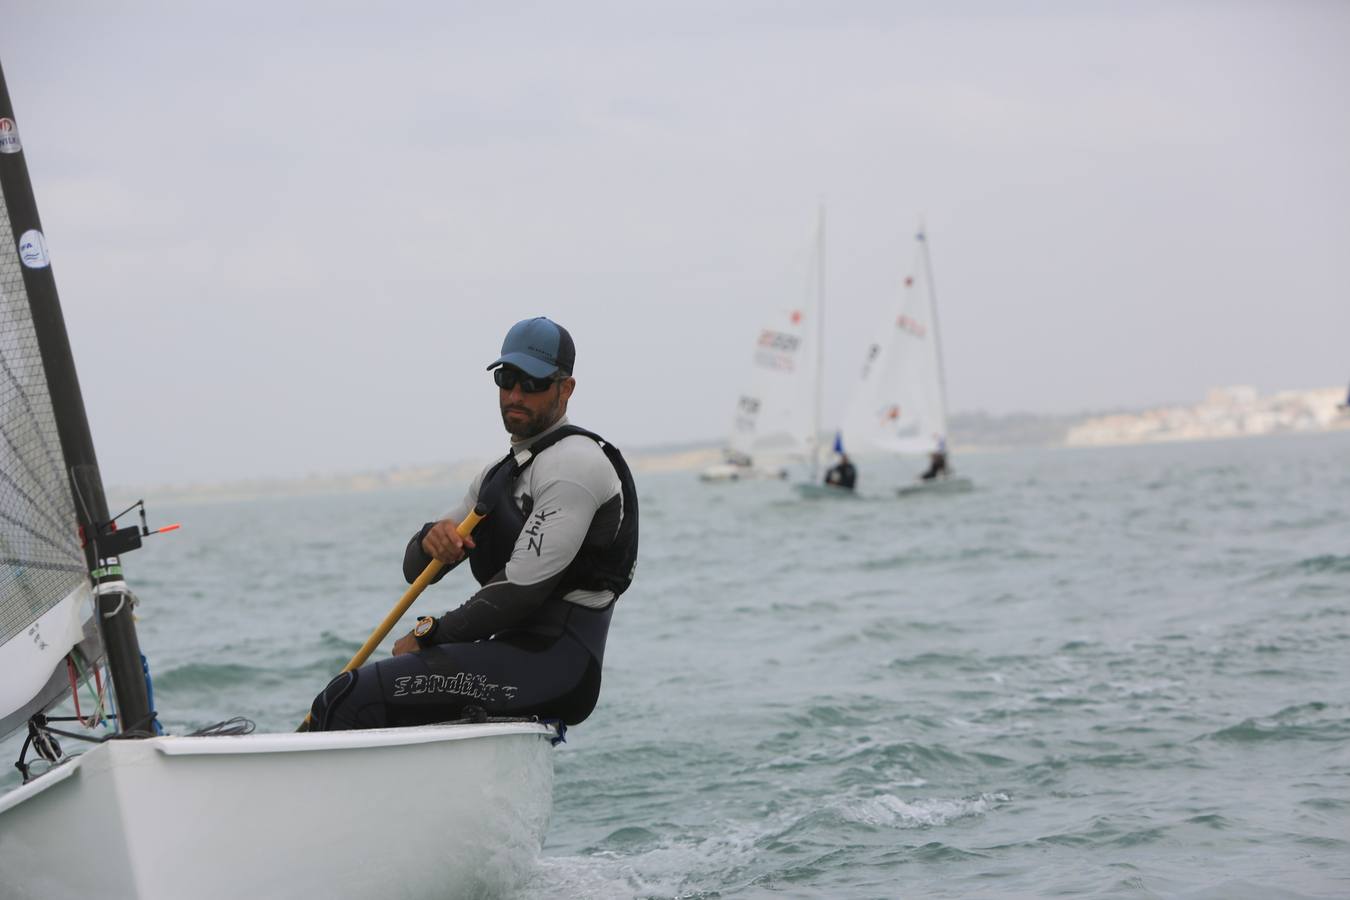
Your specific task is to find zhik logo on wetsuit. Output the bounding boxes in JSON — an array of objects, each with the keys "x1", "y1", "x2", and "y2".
[
  {"x1": 523, "y1": 506, "x2": 561, "y2": 556},
  {"x1": 391, "y1": 672, "x2": 518, "y2": 703}
]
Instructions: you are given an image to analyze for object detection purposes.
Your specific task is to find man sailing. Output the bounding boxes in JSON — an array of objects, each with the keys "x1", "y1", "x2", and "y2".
[
  {"x1": 308, "y1": 317, "x2": 638, "y2": 730},
  {"x1": 920, "y1": 434, "x2": 949, "y2": 481},
  {"x1": 822, "y1": 431, "x2": 857, "y2": 491}
]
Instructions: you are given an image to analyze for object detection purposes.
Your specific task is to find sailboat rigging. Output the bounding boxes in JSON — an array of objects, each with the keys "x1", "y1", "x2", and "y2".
[
  {"x1": 811, "y1": 204, "x2": 825, "y2": 485},
  {"x1": 841, "y1": 225, "x2": 972, "y2": 496},
  {"x1": 0, "y1": 59, "x2": 558, "y2": 899},
  {"x1": 702, "y1": 206, "x2": 826, "y2": 483}
]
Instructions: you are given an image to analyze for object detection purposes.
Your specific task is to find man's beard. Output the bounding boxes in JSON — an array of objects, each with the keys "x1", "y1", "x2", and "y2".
[{"x1": 501, "y1": 393, "x2": 561, "y2": 439}]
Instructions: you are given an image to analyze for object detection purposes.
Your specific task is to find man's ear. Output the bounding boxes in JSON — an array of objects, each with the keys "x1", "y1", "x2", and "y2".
[{"x1": 560, "y1": 377, "x2": 576, "y2": 402}]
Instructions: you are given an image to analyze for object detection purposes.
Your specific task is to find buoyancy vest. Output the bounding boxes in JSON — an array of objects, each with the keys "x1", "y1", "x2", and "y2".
[{"x1": 467, "y1": 425, "x2": 639, "y2": 660}]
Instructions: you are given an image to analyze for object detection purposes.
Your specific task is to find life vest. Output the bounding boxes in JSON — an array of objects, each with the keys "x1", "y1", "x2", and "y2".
[{"x1": 467, "y1": 425, "x2": 639, "y2": 660}]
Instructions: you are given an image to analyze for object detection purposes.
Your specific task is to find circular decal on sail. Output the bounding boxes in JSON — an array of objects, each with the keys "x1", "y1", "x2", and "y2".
[
  {"x1": 0, "y1": 117, "x2": 20, "y2": 154},
  {"x1": 19, "y1": 230, "x2": 50, "y2": 268}
]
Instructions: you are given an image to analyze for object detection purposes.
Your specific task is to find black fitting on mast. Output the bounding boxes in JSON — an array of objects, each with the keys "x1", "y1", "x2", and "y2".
[{"x1": 87, "y1": 498, "x2": 179, "y2": 557}]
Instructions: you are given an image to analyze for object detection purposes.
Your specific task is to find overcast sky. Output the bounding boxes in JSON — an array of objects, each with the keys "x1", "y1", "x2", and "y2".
[{"x1": 3, "y1": 2, "x2": 1347, "y2": 485}]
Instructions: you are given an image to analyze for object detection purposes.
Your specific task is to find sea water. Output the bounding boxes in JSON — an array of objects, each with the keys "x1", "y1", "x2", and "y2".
[{"x1": 3, "y1": 432, "x2": 1347, "y2": 898}]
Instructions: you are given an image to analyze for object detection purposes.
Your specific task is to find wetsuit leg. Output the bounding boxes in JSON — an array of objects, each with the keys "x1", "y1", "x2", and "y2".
[
  {"x1": 309, "y1": 670, "x2": 360, "y2": 731},
  {"x1": 310, "y1": 634, "x2": 601, "y2": 731}
]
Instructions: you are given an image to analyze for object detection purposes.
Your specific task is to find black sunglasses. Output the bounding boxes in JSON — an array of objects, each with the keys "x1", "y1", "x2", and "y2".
[{"x1": 493, "y1": 367, "x2": 564, "y2": 393}]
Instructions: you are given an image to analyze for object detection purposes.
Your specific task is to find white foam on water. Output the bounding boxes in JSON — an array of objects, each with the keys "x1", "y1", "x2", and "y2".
[
  {"x1": 517, "y1": 854, "x2": 661, "y2": 900},
  {"x1": 521, "y1": 821, "x2": 770, "y2": 900},
  {"x1": 840, "y1": 791, "x2": 1011, "y2": 829}
]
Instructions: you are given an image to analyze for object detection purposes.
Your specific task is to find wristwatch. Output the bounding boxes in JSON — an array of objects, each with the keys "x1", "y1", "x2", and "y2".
[{"x1": 412, "y1": 616, "x2": 438, "y2": 648}]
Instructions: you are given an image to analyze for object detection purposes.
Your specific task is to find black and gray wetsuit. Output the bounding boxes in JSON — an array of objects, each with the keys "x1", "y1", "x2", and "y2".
[
  {"x1": 309, "y1": 417, "x2": 638, "y2": 730},
  {"x1": 920, "y1": 452, "x2": 948, "y2": 481},
  {"x1": 824, "y1": 461, "x2": 856, "y2": 490}
]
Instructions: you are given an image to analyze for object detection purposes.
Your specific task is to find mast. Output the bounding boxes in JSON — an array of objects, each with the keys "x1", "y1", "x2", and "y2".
[
  {"x1": 916, "y1": 222, "x2": 951, "y2": 440},
  {"x1": 0, "y1": 61, "x2": 154, "y2": 735},
  {"x1": 812, "y1": 202, "x2": 825, "y2": 482}
]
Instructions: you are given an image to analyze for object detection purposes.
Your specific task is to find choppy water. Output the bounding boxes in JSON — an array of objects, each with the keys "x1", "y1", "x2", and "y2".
[{"x1": 5, "y1": 433, "x2": 1349, "y2": 898}]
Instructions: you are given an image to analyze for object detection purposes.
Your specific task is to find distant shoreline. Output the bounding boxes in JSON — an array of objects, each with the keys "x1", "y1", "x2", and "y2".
[{"x1": 111, "y1": 385, "x2": 1348, "y2": 504}]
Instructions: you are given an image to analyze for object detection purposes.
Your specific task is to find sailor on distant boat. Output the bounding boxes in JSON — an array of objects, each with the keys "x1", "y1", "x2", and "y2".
[
  {"x1": 309, "y1": 317, "x2": 638, "y2": 731},
  {"x1": 823, "y1": 454, "x2": 856, "y2": 490},
  {"x1": 823, "y1": 446, "x2": 857, "y2": 491},
  {"x1": 920, "y1": 435, "x2": 949, "y2": 481}
]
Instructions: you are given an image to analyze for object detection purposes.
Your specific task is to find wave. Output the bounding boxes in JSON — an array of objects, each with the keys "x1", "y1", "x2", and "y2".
[
  {"x1": 860, "y1": 545, "x2": 1051, "y2": 571},
  {"x1": 1292, "y1": 554, "x2": 1350, "y2": 574},
  {"x1": 1254, "y1": 554, "x2": 1350, "y2": 583},
  {"x1": 784, "y1": 704, "x2": 877, "y2": 729},
  {"x1": 904, "y1": 841, "x2": 989, "y2": 862},
  {"x1": 1013, "y1": 814, "x2": 1178, "y2": 853},
  {"x1": 886, "y1": 651, "x2": 971, "y2": 671},
  {"x1": 152, "y1": 661, "x2": 276, "y2": 691},
  {"x1": 1202, "y1": 702, "x2": 1350, "y2": 743}
]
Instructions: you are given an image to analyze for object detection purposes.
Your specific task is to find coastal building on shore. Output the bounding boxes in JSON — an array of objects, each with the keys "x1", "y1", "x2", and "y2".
[{"x1": 1065, "y1": 386, "x2": 1350, "y2": 448}]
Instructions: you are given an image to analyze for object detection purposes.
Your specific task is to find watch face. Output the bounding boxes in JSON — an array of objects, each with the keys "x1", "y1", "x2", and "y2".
[{"x1": 413, "y1": 617, "x2": 435, "y2": 638}]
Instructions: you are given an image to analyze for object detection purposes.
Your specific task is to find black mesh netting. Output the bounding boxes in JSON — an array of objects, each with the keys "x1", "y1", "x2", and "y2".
[{"x1": 0, "y1": 190, "x2": 86, "y2": 647}]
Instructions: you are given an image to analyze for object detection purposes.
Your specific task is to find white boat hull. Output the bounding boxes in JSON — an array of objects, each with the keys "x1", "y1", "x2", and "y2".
[
  {"x1": 698, "y1": 463, "x2": 787, "y2": 482},
  {"x1": 792, "y1": 481, "x2": 859, "y2": 500},
  {"x1": 896, "y1": 475, "x2": 974, "y2": 496},
  {"x1": 0, "y1": 721, "x2": 556, "y2": 900}
]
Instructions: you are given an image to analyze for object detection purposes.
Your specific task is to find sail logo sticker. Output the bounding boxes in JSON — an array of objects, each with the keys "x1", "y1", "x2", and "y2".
[
  {"x1": 755, "y1": 328, "x2": 801, "y2": 371},
  {"x1": 19, "y1": 230, "x2": 50, "y2": 268},
  {"x1": 860, "y1": 343, "x2": 880, "y2": 378},
  {"x1": 757, "y1": 330, "x2": 800, "y2": 352},
  {"x1": 0, "y1": 117, "x2": 20, "y2": 153},
  {"x1": 734, "y1": 394, "x2": 761, "y2": 432},
  {"x1": 896, "y1": 314, "x2": 926, "y2": 338}
]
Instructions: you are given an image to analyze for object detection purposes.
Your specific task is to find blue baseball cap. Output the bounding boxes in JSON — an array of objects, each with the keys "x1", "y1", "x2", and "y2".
[{"x1": 486, "y1": 317, "x2": 576, "y2": 378}]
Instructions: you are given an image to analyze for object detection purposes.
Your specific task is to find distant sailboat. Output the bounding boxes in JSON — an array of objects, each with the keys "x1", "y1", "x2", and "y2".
[
  {"x1": 703, "y1": 207, "x2": 825, "y2": 483},
  {"x1": 842, "y1": 226, "x2": 972, "y2": 496},
  {"x1": 784, "y1": 206, "x2": 856, "y2": 499}
]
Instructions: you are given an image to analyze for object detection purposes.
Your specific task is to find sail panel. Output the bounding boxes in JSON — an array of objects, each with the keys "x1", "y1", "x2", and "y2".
[
  {"x1": 842, "y1": 239, "x2": 947, "y2": 456},
  {"x1": 726, "y1": 234, "x2": 822, "y2": 466},
  {"x1": 0, "y1": 161, "x2": 92, "y2": 732},
  {"x1": 728, "y1": 303, "x2": 817, "y2": 461},
  {"x1": 0, "y1": 581, "x2": 92, "y2": 738}
]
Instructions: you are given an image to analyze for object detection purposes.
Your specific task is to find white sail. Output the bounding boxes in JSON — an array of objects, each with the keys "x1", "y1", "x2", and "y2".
[
  {"x1": 727, "y1": 303, "x2": 817, "y2": 463},
  {"x1": 0, "y1": 582, "x2": 93, "y2": 736},
  {"x1": 0, "y1": 180, "x2": 101, "y2": 739},
  {"x1": 842, "y1": 229, "x2": 948, "y2": 456},
  {"x1": 717, "y1": 216, "x2": 823, "y2": 471}
]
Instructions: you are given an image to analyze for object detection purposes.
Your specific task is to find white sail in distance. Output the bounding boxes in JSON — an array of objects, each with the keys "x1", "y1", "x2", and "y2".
[
  {"x1": 842, "y1": 229, "x2": 948, "y2": 456},
  {"x1": 728, "y1": 303, "x2": 817, "y2": 463},
  {"x1": 725, "y1": 224, "x2": 823, "y2": 466}
]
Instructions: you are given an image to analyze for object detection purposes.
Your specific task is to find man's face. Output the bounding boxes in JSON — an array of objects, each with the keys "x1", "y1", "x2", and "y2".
[{"x1": 498, "y1": 366, "x2": 575, "y2": 439}]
